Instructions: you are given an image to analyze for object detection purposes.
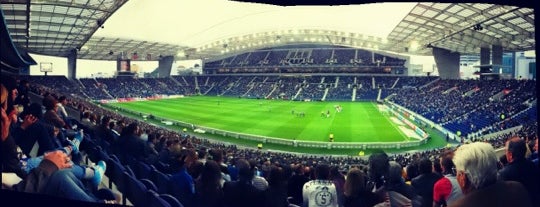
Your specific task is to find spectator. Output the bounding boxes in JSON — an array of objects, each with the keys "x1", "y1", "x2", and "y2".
[
  {"x1": 195, "y1": 160, "x2": 224, "y2": 207},
  {"x1": 330, "y1": 166, "x2": 345, "y2": 206},
  {"x1": 12, "y1": 150, "x2": 116, "y2": 204},
  {"x1": 412, "y1": 158, "x2": 442, "y2": 207},
  {"x1": 223, "y1": 159, "x2": 265, "y2": 207},
  {"x1": 368, "y1": 150, "x2": 390, "y2": 190},
  {"x1": 433, "y1": 150, "x2": 463, "y2": 207},
  {"x1": 12, "y1": 103, "x2": 60, "y2": 157},
  {"x1": 56, "y1": 96, "x2": 69, "y2": 122},
  {"x1": 405, "y1": 161, "x2": 419, "y2": 185},
  {"x1": 288, "y1": 164, "x2": 310, "y2": 206},
  {"x1": 114, "y1": 122, "x2": 149, "y2": 164},
  {"x1": 386, "y1": 161, "x2": 420, "y2": 203},
  {"x1": 80, "y1": 111, "x2": 94, "y2": 127},
  {"x1": 92, "y1": 116, "x2": 117, "y2": 151},
  {"x1": 42, "y1": 95, "x2": 67, "y2": 129},
  {"x1": 264, "y1": 165, "x2": 289, "y2": 207},
  {"x1": 170, "y1": 148, "x2": 197, "y2": 206},
  {"x1": 2, "y1": 84, "x2": 27, "y2": 178},
  {"x1": 449, "y1": 142, "x2": 532, "y2": 207},
  {"x1": 302, "y1": 163, "x2": 338, "y2": 207},
  {"x1": 343, "y1": 167, "x2": 381, "y2": 207},
  {"x1": 532, "y1": 138, "x2": 538, "y2": 165},
  {"x1": 15, "y1": 79, "x2": 30, "y2": 107},
  {"x1": 209, "y1": 149, "x2": 231, "y2": 182},
  {"x1": 158, "y1": 139, "x2": 177, "y2": 165},
  {"x1": 499, "y1": 137, "x2": 540, "y2": 206},
  {"x1": 250, "y1": 159, "x2": 269, "y2": 191},
  {"x1": 0, "y1": 75, "x2": 18, "y2": 122}
]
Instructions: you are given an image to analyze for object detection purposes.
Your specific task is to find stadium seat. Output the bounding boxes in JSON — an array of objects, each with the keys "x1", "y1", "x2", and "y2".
[
  {"x1": 125, "y1": 165, "x2": 135, "y2": 177},
  {"x1": 140, "y1": 178, "x2": 158, "y2": 192},
  {"x1": 160, "y1": 194, "x2": 184, "y2": 207},
  {"x1": 108, "y1": 159, "x2": 128, "y2": 204},
  {"x1": 148, "y1": 190, "x2": 171, "y2": 207},
  {"x1": 155, "y1": 161, "x2": 171, "y2": 174},
  {"x1": 125, "y1": 172, "x2": 148, "y2": 206},
  {"x1": 134, "y1": 160, "x2": 152, "y2": 179},
  {"x1": 150, "y1": 169, "x2": 171, "y2": 194}
]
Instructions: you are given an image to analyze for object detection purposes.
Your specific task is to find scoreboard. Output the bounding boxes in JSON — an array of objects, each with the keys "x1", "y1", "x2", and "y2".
[{"x1": 116, "y1": 59, "x2": 134, "y2": 76}]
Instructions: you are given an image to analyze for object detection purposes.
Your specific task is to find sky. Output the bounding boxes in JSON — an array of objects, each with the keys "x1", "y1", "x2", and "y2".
[{"x1": 92, "y1": 0, "x2": 417, "y2": 47}]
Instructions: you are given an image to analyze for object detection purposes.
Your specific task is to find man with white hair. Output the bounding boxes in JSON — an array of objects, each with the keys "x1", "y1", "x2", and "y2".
[{"x1": 449, "y1": 142, "x2": 532, "y2": 207}]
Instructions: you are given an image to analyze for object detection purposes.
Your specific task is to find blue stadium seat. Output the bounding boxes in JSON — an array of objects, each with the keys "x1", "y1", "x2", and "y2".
[
  {"x1": 125, "y1": 172, "x2": 148, "y2": 206},
  {"x1": 134, "y1": 160, "x2": 152, "y2": 179},
  {"x1": 140, "y1": 178, "x2": 158, "y2": 192},
  {"x1": 150, "y1": 169, "x2": 171, "y2": 194},
  {"x1": 160, "y1": 194, "x2": 184, "y2": 207},
  {"x1": 148, "y1": 190, "x2": 171, "y2": 207}
]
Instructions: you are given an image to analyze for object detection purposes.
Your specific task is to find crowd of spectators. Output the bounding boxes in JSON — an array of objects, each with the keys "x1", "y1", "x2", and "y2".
[
  {"x1": 17, "y1": 75, "x2": 538, "y2": 141},
  {"x1": 2, "y1": 75, "x2": 537, "y2": 206},
  {"x1": 205, "y1": 48, "x2": 407, "y2": 71}
]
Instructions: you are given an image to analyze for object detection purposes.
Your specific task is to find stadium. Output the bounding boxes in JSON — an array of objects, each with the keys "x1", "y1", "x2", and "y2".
[{"x1": 1, "y1": 1, "x2": 538, "y2": 207}]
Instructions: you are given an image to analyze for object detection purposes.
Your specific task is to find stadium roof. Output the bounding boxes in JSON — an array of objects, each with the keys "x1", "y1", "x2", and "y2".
[
  {"x1": 78, "y1": 37, "x2": 188, "y2": 61},
  {"x1": 1, "y1": 0, "x2": 127, "y2": 57},
  {"x1": 1, "y1": 1, "x2": 535, "y2": 61},
  {"x1": 386, "y1": 3, "x2": 535, "y2": 55}
]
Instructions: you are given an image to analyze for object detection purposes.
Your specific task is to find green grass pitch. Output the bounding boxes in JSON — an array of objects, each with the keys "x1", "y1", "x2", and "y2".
[{"x1": 108, "y1": 96, "x2": 409, "y2": 143}]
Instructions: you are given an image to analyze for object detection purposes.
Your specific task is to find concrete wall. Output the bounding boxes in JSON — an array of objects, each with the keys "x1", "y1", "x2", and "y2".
[
  {"x1": 67, "y1": 49, "x2": 77, "y2": 80},
  {"x1": 432, "y1": 47, "x2": 460, "y2": 79},
  {"x1": 156, "y1": 56, "x2": 174, "y2": 77}
]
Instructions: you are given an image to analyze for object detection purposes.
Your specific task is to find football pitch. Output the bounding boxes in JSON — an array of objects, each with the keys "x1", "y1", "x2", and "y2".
[{"x1": 108, "y1": 96, "x2": 410, "y2": 143}]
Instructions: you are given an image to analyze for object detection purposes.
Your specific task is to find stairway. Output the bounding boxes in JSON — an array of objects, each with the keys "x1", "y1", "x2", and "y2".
[
  {"x1": 181, "y1": 77, "x2": 189, "y2": 85},
  {"x1": 490, "y1": 90, "x2": 505, "y2": 101},
  {"x1": 266, "y1": 84, "x2": 278, "y2": 98},
  {"x1": 442, "y1": 86, "x2": 458, "y2": 94},
  {"x1": 221, "y1": 81, "x2": 236, "y2": 96},
  {"x1": 248, "y1": 76, "x2": 257, "y2": 85},
  {"x1": 76, "y1": 79, "x2": 86, "y2": 89},
  {"x1": 321, "y1": 88, "x2": 329, "y2": 101},
  {"x1": 334, "y1": 77, "x2": 339, "y2": 88},
  {"x1": 420, "y1": 78, "x2": 440, "y2": 89},
  {"x1": 170, "y1": 77, "x2": 183, "y2": 86},
  {"x1": 352, "y1": 87, "x2": 357, "y2": 101},
  {"x1": 377, "y1": 88, "x2": 382, "y2": 101},
  {"x1": 242, "y1": 84, "x2": 255, "y2": 97},
  {"x1": 203, "y1": 84, "x2": 215, "y2": 95},
  {"x1": 463, "y1": 87, "x2": 478, "y2": 97},
  {"x1": 372, "y1": 77, "x2": 376, "y2": 89},
  {"x1": 391, "y1": 78, "x2": 399, "y2": 89},
  {"x1": 293, "y1": 87, "x2": 303, "y2": 100}
]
